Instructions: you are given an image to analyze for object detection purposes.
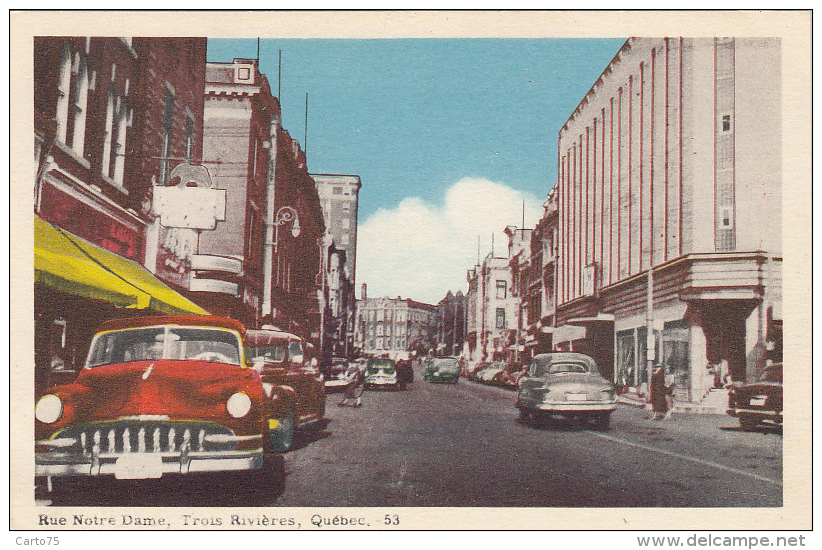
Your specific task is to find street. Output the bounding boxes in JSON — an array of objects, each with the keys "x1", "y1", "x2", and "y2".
[{"x1": 43, "y1": 367, "x2": 782, "y2": 508}]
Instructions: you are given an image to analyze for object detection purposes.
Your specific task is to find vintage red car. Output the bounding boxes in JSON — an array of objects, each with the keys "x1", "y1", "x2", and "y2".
[
  {"x1": 35, "y1": 315, "x2": 268, "y2": 483},
  {"x1": 245, "y1": 327, "x2": 326, "y2": 451}
]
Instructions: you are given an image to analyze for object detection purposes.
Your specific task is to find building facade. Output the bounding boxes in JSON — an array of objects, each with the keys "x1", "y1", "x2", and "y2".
[
  {"x1": 34, "y1": 37, "x2": 208, "y2": 394},
  {"x1": 312, "y1": 174, "x2": 362, "y2": 361},
  {"x1": 199, "y1": 58, "x2": 325, "y2": 338},
  {"x1": 435, "y1": 291, "x2": 466, "y2": 357},
  {"x1": 556, "y1": 37, "x2": 782, "y2": 402},
  {"x1": 465, "y1": 252, "x2": 519, "y2": 363},
  {"x1": 355, "y1": 297, "x2": 437, "y2": 359}
]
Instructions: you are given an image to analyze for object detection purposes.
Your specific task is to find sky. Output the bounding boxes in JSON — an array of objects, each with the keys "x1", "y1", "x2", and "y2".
[{"x1": 207, "y1": 38, "x2": 626, "y2": 304}]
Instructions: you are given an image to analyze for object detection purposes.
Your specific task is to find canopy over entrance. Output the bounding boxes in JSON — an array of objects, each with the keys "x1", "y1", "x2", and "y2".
[{"x1": 34, "y1": 215, "x2": 209, "y2": 315}]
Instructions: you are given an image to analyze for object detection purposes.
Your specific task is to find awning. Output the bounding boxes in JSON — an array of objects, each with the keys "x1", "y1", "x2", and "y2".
[
  {"x1": 35, "y1": 216, "x2": 209, "y2": 315},
  {"x1": 552, "y1": 324, "x2": 587, "y2": 344}
]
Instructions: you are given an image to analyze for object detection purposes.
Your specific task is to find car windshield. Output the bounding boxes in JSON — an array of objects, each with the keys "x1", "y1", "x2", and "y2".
[
  {"x1": 247, "y1": 344, "x2": 287, "y2": 362},
  {"x1": 87, "y1": 326, "x2": 242, "y2": 367},
  {"x1": 366, "y1": 360, "x2": 395, "y2": 374},
  {"x1": 433, "y1": 358, "x2": 459, "y2": 373},
  {"x1": 757, "y1": 365, "x2": 782, "y2": 383},
  {"x1": 531, "y1": 355, "x2": 597, "y2": 377}
]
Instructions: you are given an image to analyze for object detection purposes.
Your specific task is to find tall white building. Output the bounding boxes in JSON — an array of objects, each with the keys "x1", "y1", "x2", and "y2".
[{"x1": 555, "y1": 37, "x2": 781, "y2": 402}]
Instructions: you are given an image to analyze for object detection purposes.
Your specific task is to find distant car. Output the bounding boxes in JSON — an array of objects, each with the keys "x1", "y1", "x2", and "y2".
[
  {"x1": 474, "y1": 361, "x2": 505, "y2": 385},
  {"x1": 422, "y1": 357, "x2": 460, "y2": 384},
  {"x1": 245, "y1": 328, "x2": 326, "y2": 451},
  {"x1": 727, "y1": 363, "x2": 782, "y2": 431},
  {"x1": 323, "y1": 357, "x2": 352, "y2": 392},
  {"x1": 364, "y1": 358, "x2": 399, "y2": 390},
  {"x1": 35, "y1": 315, "x2": 269, "y2": 483},
  {"x1": 497, "y1": 362, "x2": 527, "y2": 388},
  {"x1": 516, "y1": 353, "x2": 617, "y2": 429}
]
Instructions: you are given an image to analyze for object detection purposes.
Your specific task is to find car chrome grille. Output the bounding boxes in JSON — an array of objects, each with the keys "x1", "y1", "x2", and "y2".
[{"x1": 53, "y1": 421, "x2": 236, "y2": 456}]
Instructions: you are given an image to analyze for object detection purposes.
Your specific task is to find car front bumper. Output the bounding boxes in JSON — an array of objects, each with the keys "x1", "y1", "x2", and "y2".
[{"x1": 36, "y1": 447, "x2": 264, "y2": 478}]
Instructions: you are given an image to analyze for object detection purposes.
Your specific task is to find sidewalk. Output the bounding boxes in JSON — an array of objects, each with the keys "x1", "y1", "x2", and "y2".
[{"x1": 617, "y1": 387, "x2": 729, "y2": 415}]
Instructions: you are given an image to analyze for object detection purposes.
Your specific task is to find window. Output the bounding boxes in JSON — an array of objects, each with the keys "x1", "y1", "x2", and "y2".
[
  {"x1": 719, "y1": 206, "x2": 733, "y2": 229},
  {"x1": 495, "y1": 308, "x2": 506, "y2": 330},
  {"x1": 160, "y1": 87, "x2": 175, "y2": 183},
  {"x1": 496, "y1": 280, "x2": 507, "y2": 299},
  {"x1": 71, "y1": 59, "x2": 89, "y2": 156},
  {"x1": 112, "y1": 104, "x2": 128, "y2": 184},
  {"x1": 722, "y1": 114, "x2": 732, "y2": 132},
  {"x1": 101, "y1": 90, "x2": 115, "y2": 177},
  {"x1": 333, "y1": 186, "x2": 343, "y2": 195},
  {"x1": 55, "y1": 45, "x2": 72, "y2": 144},
  {"x1": 342, "y1": 218, "x2": 350, "y2": 229},
  {"x1": 341, "y1": 233, "x2": 349, "y2": 245},
  {"x1": 185, "y1": 115, "x2": 195, "y2": 161}
]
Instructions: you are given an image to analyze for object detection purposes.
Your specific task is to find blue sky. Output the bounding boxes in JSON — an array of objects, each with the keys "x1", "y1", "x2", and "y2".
[{"x1": 207, "y1": 38, "x2": 626, "y2": 303}]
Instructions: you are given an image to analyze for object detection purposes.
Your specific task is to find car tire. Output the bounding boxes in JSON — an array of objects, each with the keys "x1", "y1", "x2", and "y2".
[
  {"x1": 739, "y1": 417, "x2": 758, "y2": 431},
  {"x1": 269, "y1": 411, "x2": 295, "y2": 452},
  {"x1": 594, "y1": 412, "x2": 611, "y2": 430},
  {"x1": 518, "y1": 408, "x2": 533, "y2": 425}
]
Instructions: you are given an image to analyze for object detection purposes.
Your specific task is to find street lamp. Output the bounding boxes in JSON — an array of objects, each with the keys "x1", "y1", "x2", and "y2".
[{"x1": 273, "y1": 206, "x2": 301, "y2": 254}]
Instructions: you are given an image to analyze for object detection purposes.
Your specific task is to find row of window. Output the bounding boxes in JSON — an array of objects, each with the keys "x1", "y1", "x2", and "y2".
[
  {"x1": 53, "y1": 41, "x2": 195, "y2": 190},
  {"x1": 366, "y1": 338, "x2": 407, "y2": 350}
]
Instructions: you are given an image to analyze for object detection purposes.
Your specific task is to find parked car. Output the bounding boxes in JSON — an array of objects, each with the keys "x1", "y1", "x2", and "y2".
[
  {"x1": 245, "y1": 328, "x2": 326, "y2": 451},
  {"x1": 35, "y1": 315, "x2": 269, "y2": 484},
  {"x1": 727, "y1": 363, "x2": 782, "y2": 431},
  {"x1": 474, "y1": 361, "x2": 505, "y2": 385},
  {"x1": 516, "y1": 352, "x2": 617, "y2": 429},
  {"x1": 364, "y1": 358, "x2": 399, "y2": 390},
  {"x1": 422, "y1": 357, "x2": 460, "y2": 384},
  {"x1": 493, "y1": 362, "x2": 527, "y2": 388},
  {"x1": 322, "y1": 356, "x2": 352, "y2": 392},
  {"x1": 463, "y1": 361, "x2": 487, "y2": 380},
  {"x1": 395, "y1": 359, "x2": 414, "y2": 390}
]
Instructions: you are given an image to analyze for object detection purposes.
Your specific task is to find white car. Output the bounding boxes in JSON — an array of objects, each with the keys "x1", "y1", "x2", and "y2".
[{"x1": 363, "y1": 358, "x2": 399, "y2": 390}]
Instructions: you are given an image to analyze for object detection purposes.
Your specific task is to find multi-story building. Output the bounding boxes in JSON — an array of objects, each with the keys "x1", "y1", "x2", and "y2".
[
  {"x1": 506, "y1": 225, "x2": 532, "y2": 364},
  {"x1": 522, "y1": 188, "x2": 559, "y2": 359},
  {"x1": 435, "y1": 291, "x2": 466, "y2": 357},
  {"x1": 555, "y1": 37, "x2": 782, "y2": 403},
  {"x1": 465, "y1": 252, "x2": 518, "y2": 362},
  {"x1": 34, "y1": 37, "x2": 209, "y2": 393},
  {"x1": 312, "y1": 174, "x2": 362, "y2": 361},
  {"x1": 199, "y1": 58, "x2": 324, "y2": 337},
  {"x1": 355, "y1": 297, "x2": 437, "y2": 359}
]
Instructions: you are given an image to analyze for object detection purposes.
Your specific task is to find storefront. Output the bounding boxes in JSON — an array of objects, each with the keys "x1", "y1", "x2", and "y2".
[{"x1": 34, "y1": 215, "x2": 209, "y2": 394}]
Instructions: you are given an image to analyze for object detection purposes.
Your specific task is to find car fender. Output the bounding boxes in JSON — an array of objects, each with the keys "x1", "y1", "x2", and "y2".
[{"x1": 265, "y1": 384, "x2": 298, "y2": 419}]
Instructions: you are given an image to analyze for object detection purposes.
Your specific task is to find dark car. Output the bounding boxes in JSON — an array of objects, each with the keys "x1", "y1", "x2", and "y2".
[
  {"x1": 35, "y1": 315, "x2": 268, "y2": 483},
  {"x1": 423, "y1": 357, "x2": 460, "y2": 384},
  {"x1": 727, "y1": 363, "x2": 782, "y2": 431},
  {"x1": 245, "y1": 328, "x2": 326, "y2": 451}
]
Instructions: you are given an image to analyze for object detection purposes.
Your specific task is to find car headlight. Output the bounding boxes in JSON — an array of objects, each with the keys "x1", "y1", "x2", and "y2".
[
  {"x1": 227, "y1": 392, "x2": 252, "y2": 418},
  {"x1": 35, "y1": 394, "x2": 63, "y2": 424},
  {"x1": 601, "y1": 388, "x2": 616, "y2": 399}
]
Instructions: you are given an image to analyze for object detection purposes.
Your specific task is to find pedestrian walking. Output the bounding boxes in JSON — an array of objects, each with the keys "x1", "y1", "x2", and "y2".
[
  {"x1": 649, "y1": 365, "x2": 671, "y2": 420},
  {"x1": 338, "y1": 362, "x2": 365, "y2": 408}
]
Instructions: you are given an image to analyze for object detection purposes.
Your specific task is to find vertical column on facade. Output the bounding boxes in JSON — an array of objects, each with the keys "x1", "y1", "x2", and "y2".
[
  {"x1": 607, "y1": 100, "x2": 614, "y2": 287},
  {"x1": 571, "y1": 144, "x2": 577, "y2": 299},
  {"x1": 666, "y1": 37, "x2": 682, "y2": 260},
  {"x1": 653, "y1": 44, "x2": 667, "y2": 264},
  {"x1": 592, "y1": 119, "x2": 598, "y2": 273},
  {"x1": 617, "y1": 86, "x2": 625, "y2": 280},
  {"x1": 714, "y1": 37, "x2": 736, "y2": 251},
  {"x1": 629, "y1": 70, "x2": 640, "y2": 276},
  {"x1": 584, "y1": 127, "x2": 590, "y2": 274}
]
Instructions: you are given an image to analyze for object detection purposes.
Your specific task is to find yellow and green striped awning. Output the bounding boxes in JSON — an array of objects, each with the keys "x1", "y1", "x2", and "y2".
[{"x1": 34, "y1": 215, "x2": 209, "y2": 315}]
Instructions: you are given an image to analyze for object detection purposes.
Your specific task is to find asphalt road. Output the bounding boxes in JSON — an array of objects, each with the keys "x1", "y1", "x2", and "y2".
[{"x1": 43, "y1": 371, "x2": 782, "y2": 508}]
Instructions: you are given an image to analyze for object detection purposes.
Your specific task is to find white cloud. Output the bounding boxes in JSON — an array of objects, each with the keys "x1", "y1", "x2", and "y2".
[{"x1": 356, "y1": 177, "x2": 545, "y2": 305}]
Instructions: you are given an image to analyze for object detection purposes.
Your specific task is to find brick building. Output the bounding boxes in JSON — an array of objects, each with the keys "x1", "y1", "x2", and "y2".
[
  {"x1": 199, "y1": 58, "x2": 324, "y2": 338},
  {"x1": 33, "y1": 37, "x2": 208, "y2": 394}
]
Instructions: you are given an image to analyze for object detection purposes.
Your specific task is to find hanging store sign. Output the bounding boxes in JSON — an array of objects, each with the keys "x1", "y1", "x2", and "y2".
[{"x1": 153, "y1": 163, "x2": 226, "y2": 230}]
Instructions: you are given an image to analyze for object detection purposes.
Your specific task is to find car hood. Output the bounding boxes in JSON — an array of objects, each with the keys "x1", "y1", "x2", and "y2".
[{"x1": 54, "y1": 360, "x2": 261, "y2": 421}]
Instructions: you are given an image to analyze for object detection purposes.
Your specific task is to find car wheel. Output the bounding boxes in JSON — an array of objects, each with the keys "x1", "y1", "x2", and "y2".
[
  {"x1": 518, "y1": 408, "x2": 533, "y2": 425},
  {"x1": 594, "y1": 412, "x2": 612, "y2": 430},
  {"x1": 739, "y1": 417, "x2": 758, "y2": 431},
  {"x1": 269, "y1": 411, "x2": 295, "y2": 452}
]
